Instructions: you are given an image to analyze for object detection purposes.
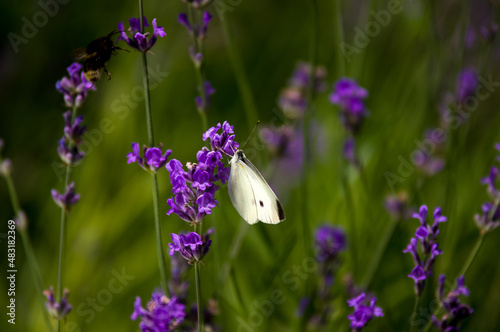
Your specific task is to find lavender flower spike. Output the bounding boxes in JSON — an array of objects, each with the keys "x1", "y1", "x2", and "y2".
[
  {"x1": 117, "y1": 17, "x2": 166, "y2": 52},
  {"x1": 131, "y1": 291, "x2": 186, "y2": 332},
  {"x1": 43, "y1": 286, "x2": 72, "y2": 320},
  {"x1": 127, "y1": 142, "x2": 171, "y2": 173},
  {"x1": 168, "y1": 229, "x2": 213, "y2": 264},
  {"x1": 347, "y1": 293, "x2": 384, "y2": 331},
  {"x1": 404, "y1": 205, "x2": 445, "y2": 296},
  {"x1": 432, "y1": 275, "x2": 473, "y2": 331},
  {"x1": 56, "y1": 62, "x2": 95, "y2": 108}
]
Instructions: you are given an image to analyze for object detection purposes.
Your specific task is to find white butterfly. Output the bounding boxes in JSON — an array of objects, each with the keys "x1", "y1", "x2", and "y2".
[{"x1": 228, "y1": 149, "x2": 285, "y2": 224}]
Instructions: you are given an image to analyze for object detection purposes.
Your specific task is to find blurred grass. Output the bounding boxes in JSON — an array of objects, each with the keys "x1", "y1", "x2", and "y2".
[{"x1": 1, "y1": 0, "x2": 500, "y2": 331}]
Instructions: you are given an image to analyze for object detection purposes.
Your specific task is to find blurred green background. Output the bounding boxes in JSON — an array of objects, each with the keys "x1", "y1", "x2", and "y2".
[{"x1": 1, "y1": 0, "x2": 500, "y2": 331}]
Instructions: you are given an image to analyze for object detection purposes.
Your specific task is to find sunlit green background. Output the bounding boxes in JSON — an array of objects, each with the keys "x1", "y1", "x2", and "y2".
[{"x1": 1, "y1": 0, "x2": 500, "y2": 331}]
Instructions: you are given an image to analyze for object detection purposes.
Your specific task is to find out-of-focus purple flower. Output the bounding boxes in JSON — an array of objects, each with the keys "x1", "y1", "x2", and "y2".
[
  {"x1": 432, "y1": 275, "x2": 473, "y2": 331},
  {"x1": 127, "y1": 142, "x2": 171, "y2": 173},
  {"x1": 404, "y1": 205, "x2": 446, "y2": 296},
  {"x1": 347, "y1": 293, "x2": 384, "y2": 331},
  {"x1": 195, "y1": 81, "x2": 215, "y2": 113},
  {"x1": 456, "y1": 68, "x2": 478, "y2": 104},
  {"x1": 474, "y1": 202, "x2": 500, "y2": 233},
  {"x1": 168, "y1": 229, "x2": 213, "y2": 264},
  {"x1": 131, "y1": 291, "x2": 185, "y2": 332},
  {"x1": 51, "y1": 182, "x2": 80, "y2": 212},
  {"x1": 278, "y1": 87, "x2": 308, "y2": 119},
  {"x1": 295, "y1": 297, "x2": 310, "y2": 317},
  {"x1": 289, "y1": 61, "x2": 327, "y2": 92},
  {"x1": 200, "y1": 11, "x2": 213, "y2": 39},
  {"x1": 481, "y1": 166, "x2": 499, "y2": 198},
  {"x1": 343, "y1": 137, "x2": 359, "y2": 167},
  {"x1": 0, "y1": 158, "x2": 12, "y2": 176},
  {"x1": 117, "y1": 17, "x2": 166, "y2": 52},
  {"x1": 43, "y1": 286, "x2": 72, "y2": 320},
  {"x1": 178, "y1": 13, "x2": 192, "y2": 33},
  {"x1": 315, "y1": 225, "x2": 346, "y2": 261},
  {"x1": 480, "y1": 22, "x2": 498, "y2": 42},
  {"x1": 202, "y1": 121, "x2": 239, "y2": 156},
  {"x1": 56, "y1": 63, "x2": 95, "y2": 108},
  {"x1": 384, "y1": 191, "x2": 414, "y2": 220},
  {"x1": 63, "y1": 111, "x2": 86, "y2": 144},
  {"x1": 168, "y1": 252, "x2": 190, "y2": 301},
  {"x1": 330, "y1": 78, "x2": 369, "y2": 134}
]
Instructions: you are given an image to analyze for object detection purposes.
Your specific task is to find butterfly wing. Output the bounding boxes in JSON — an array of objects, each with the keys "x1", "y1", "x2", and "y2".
[
  {"x1": 228, "y1": 156, "x2": 259, "y2": 224},
  {"x1": 238, "y1": 157, "x2": 285, "y2": 224}
]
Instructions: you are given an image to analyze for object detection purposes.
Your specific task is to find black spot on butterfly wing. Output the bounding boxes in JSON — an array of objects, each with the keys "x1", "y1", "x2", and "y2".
[
  {"x1": 259, "y1": 201, "x2": 264, "y2": 207},
  {"x1": 277, "y1": 200, "x2": 285, "y2": 221}
]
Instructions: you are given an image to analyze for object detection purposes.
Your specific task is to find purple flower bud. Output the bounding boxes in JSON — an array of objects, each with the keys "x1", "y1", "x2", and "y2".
[
  {"x1": 127, "y1": 142, "x2": 171, "y2": 173},
  {"x1": 330, "y1": 78, "x2": 369, "y2": 135},
  {"x1": 15, "y1": 210, "x2": 28, "y2": 232},
  {"x1": 347, "y1": 293, "x2": 383, "y2": 330},
  {"x1": 0, "y1": 158, "x2": 12, "y2": 176},
  {"x1": 43, "y1": 286, "x2": 72, "y2": 320},
  {"x1": 56, "y1": 63, "x2": 95, "y2": 108},
  {"x1": 432, "y1": 275, "x2": 473, "y2": 331},
  {"x1": 456, "y1": 68, "x2": 478, "y2": 104},
  {"x1": 199, "y1": 11, "x2": 213, "y2": 39},
  {"x1": 178, "y1": 13, "x2": 192, "y2": 33},
  {"x1": 168, "y1": 229, "x2": 213, "y2": 264},
  {"x1": 51, "y1": 182, "x2": 80, "y2": 212},
  {"x1": 196, "y1": 81, "x2": 215, "y2": 113},
  {"x1": 117, "y1": 17, "x2": 166, "y2": 52}
]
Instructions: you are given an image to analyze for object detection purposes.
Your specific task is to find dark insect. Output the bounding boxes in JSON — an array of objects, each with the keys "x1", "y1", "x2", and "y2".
[{"x1": 73, "y1": 31, "x2": 128, "y2": 83}]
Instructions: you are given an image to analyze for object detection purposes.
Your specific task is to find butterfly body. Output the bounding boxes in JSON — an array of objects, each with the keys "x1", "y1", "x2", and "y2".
[{"x1": 228, "y1": 149, "x2": 285, "y2": 224}]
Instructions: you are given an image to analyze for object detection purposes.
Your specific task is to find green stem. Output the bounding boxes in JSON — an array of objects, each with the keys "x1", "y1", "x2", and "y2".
[
  {"x1": 1, "y1": 162, "x2": 54, "y2": 331},
  {"x1": 459, "y1": 233, "x2": 485, "y2": 277},
  {"x1": 362, "y1": 218, "x2": 400, "y2": 289},
  {"x1": 410, "y1": 296, "x2": 421, "y2": 332},
  {"x1": 139, "y1": 0, "x2": 169, "y2": 291},
  {"x1": 220, "y1": 13, "x2": 258, "y2": 130},
  {"x1": 333, "y1": 0, "x2": 345, "y2": 76},
  {"x1": 194, "y1": 223, "x2": 203, "y2": 332}
]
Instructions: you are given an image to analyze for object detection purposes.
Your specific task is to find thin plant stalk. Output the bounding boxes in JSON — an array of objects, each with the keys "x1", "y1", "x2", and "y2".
[
  {"x1": 459, "y1": 234, "x2": 485, "y2": 277},
  {"x1": 1, "y1": 159, "x2": 54, "y2": 331},
  {"x1": 138, "y1": 0, "x2": 169, "y2": 292},
  {"x1": 220, "y1": 13, "x2": 258, "y2": 130},
  {"x1": 187, "y1": 5, "x2": 208, "y2": 131},
  {"x1": 194, "y1": 223, "x2": 203, "y2": 332},
  {"x1": 410, "y1": 295, "x2": 421, "y2": 332},
  {"x1": 56, "y1": 104, "x2": 78, "y2": 332}
]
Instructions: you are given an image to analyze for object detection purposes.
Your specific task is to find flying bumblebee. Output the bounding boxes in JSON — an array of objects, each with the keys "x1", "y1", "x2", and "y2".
[{"x1": 74, "y1": 31, "x2": 128, "y2": 83}]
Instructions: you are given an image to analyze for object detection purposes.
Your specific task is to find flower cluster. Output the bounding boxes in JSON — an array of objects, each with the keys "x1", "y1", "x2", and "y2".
[
  {"x1": 117, "y1": 17, "x2": 166, "y2": 53},
  {"x1": 278, "y1": 61, "x2": 327, "y2": 119},
  {"x1": 127, "y1": 142, "x2": 172, "y2": 173},
  {"x1": 296, "y1": 225, "x2": 346, "y2": 328},
  {"x1": 56, "y1": 63, "x2": 95, "y2": 108},
  {"x1": 474, "y1": 143, "x2": 500, "y2": 233},
  {"x1": 51, "y1": 182, "x2": 80, "y2": 212},
  {"x1": 131, "y1": 291, "x2": 186, "y2": 332},
  {"x1": 456, "y1": 68, "x2": 478, "y2": 104},
  {"x1": 347, "y1": 293, "x2": 384, "y2": 331},
  {"x1": 432, "y1": 275, "x2": 473, "y2": 331},
  {"x1": 384, "y1": 191, "x2": 414, "y2": 220},
  {"x1": 167, "y1": 122, "x2": 237, "y2": 223},
  {"x1": 330, "y1": 78, "x2": 369, "y2": 135},
  {"x1": 178, "y1": 11, "x2": 213, "y2": 40},
  {"x1": 404, "y1": 205, "x2": 446, "y2": 296},
  {"x1": 169, "y1": 229, "x2": 213, "y2": 264},
  {"x1": 43, "y1": 286, "x2": 72, "y2": 320},
  {"x1": 57, "y1": 111, "x2": 87, "y2": 166}
]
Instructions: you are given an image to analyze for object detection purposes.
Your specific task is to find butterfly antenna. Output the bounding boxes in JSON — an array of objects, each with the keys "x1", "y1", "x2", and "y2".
[{"x1": 242, "y1": 120, "x2": 261, "y2": 148}]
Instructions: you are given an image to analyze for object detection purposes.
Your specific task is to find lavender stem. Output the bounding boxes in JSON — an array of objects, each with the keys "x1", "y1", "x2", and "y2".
[
  {"x1": 194, "y1": 223, "x2": 203, "y2": 332},
  {"x1": 139, "y1": 0, "x2": 169, "y2": 292}
]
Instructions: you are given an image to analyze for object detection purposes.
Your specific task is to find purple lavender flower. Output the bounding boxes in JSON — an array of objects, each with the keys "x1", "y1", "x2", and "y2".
[
  {"x1": 127, "y1": 142, "x2": 172, "y2": 173},
  {"x1": 278, "y1": 88, "x2": 307, "y2": 119},
  {"x1": 178, "y1": 11, "x2": 213, "y2": 39},
  {"x1": 496, "y1": 143, "x2": 500, "y2": 162},
  {"x1": 480, "y1": 22, "x2": 498, "y2": 42},
  {"x1": 43, "y1": 286, "x2": 72, "y2": 320},
  {"x1": 57, "y1": 111, "x2": 87, "y2": 166},
  {"x1": 0, "y1": 158, "x2": 12, "y2": 176},
  {"x1": 481, "y1": 166, "x2": 499, "y2": 198},
  {"x1": 195, "y1": 81, "x2": 216, "y2": 113},
  {"x1": 330, "y1": 78, "x2": 369, "y2": 134},
  {"x1": 178, "y1": 13, "x2": 192, "y2": 33},
  {"x1": 131, "y1": 291, "x2": 186, "y2": 331},
  {"x1": 56, "y1": 63, "x2": 95, "y2": 108},
  {"x1": 117, "y1": 17, "x2": 166, "y2": 52},
  {"x1": 168, "y1": 229, "x2": 213, "y2": 264},
  {"x1": 289, "y1": 61, "x2": 327, "y2": 91},
  {"x1": 343, "y1": 137, "x2": 359, "y2": 167},
  {"x1": 202, "y1": 121, "x2": 239, "y2": 156},
  {"x1": 456, "y1": 68, "x2": 478, "y2": 104},
  {"x1": 51, "y1": 182, "x2": 80, "y2": 212},
  {"x1": 384, "y1": 191, "x2": 414, "y2": 220},
  {"x1": 432, "y1": 275, "x2": 473, "y2": 331},
  {"x1": 315, "y1": 225, "x2": 346, "y2": 261},
  {"x1": 347, "y1": 293, "x2": 384, "y2": 331},
  {"x1": 199, "y1": 11, "x2": 213, "y2": 39},
  {"x1": 403, "y1": 205, "x2": 446, "y2": 296}
]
